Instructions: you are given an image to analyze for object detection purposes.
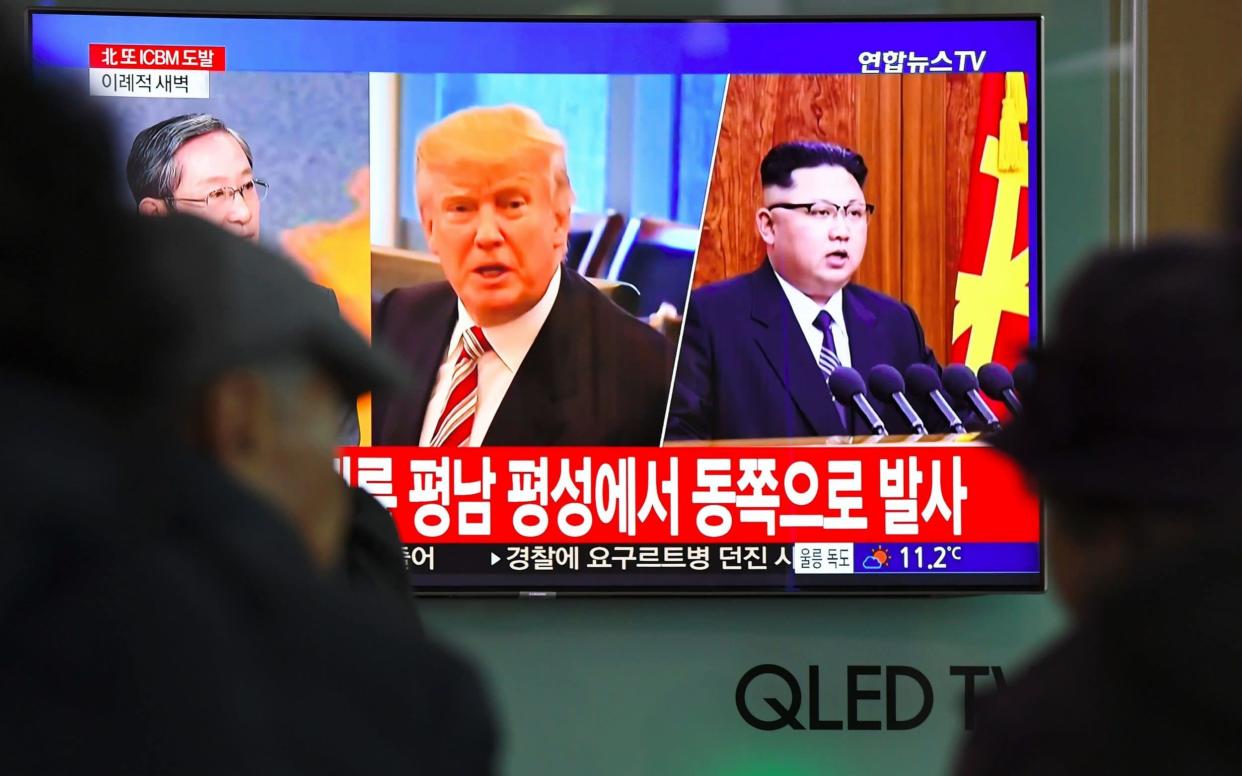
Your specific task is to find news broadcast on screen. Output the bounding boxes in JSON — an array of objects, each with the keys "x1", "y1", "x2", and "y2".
[{"x1": 30, "y1": 12, "x2": 1042, "y2": 594}]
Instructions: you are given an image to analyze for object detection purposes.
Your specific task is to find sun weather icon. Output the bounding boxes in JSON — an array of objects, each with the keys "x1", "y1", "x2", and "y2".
[{"x1": 863, "y1": 546, "x2": 891, "y2": 571}]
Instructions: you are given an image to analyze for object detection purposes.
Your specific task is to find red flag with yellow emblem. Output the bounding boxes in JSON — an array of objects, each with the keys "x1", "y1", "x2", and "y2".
[{"x1": 950, "y1": 72, "x2": 1031, "y2": 372}]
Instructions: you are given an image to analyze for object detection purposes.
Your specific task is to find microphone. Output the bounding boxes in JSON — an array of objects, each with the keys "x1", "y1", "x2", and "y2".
[
  {"x1": 867, "y1": 365, "x2": 928, "y2": 434},
  {"x1": 828, "y1": 367, "x2": 888, "y2": 435},
  {"x1": 943, "y1": 364, "x2": 1002, "y2": 432},
  {"x1": 978, "y1": 362, "x2": 1023, "y2": 415},
  {"x1": 904, "y1": 364, "x2": 967, "y2": 434},
  {"x1": 1012, "y1": 361, "x2": 1034, "y2": 400}
]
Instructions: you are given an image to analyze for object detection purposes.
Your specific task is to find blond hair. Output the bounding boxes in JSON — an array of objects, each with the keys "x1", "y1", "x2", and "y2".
[{"x1": 414, "y1": 104, "x2": 575, "y2": 217}]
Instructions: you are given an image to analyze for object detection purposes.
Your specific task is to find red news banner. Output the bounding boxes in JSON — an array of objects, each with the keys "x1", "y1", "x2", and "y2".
[
  {"x1": 88, "y1": 44, "x2": 226, "y2": 70},
  {"x1": 337, "y1": 444, "x2": 1038, "y2": 545}
]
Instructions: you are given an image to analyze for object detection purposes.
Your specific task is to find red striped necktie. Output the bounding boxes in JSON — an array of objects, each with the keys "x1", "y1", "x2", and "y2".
[{"x1": 429, "y1": 325, "x2": 493, "y2": 448}]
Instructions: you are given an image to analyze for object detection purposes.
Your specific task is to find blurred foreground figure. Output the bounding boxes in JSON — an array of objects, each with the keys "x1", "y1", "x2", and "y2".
[
  {"x1": 0, "y1": 60, "x2": 495, "y2": 774},
  {"x1": 956, "y1": 238, "x2": 1242, "y2": 775}
]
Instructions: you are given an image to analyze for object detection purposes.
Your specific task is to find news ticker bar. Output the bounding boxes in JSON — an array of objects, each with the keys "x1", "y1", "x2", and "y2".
[
  {"x1": 402, "y1": 543, "x2": 1040, "y2": 576},
  {"x1": 32, "y1": 15, "x2": 1038, "y2": 74},
  {"x1": 343, "y1": 445, "x2": 1040, "y2": 545}
]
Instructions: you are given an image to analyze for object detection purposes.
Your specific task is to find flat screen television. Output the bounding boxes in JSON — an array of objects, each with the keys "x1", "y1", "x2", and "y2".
[{"x1": 30, "y1": 10, "x2": 1043, "y2": 595}]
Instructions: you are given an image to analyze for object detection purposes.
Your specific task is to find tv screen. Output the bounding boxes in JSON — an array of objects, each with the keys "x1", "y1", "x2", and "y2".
[{"x1": 30, "y1": 11, "x2": 1043, "y2": 594}]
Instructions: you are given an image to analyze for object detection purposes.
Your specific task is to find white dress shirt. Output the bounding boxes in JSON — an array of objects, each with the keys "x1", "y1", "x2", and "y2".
[
  {"x1": 418, "y1": 266, "x2": 562, "y2": 447},
  {"x1": 771, "y1": 269, "x2": 853, "y2": 370}
]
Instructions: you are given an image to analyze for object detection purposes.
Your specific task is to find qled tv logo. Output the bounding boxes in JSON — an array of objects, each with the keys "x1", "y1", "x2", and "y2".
[{"x1": 735, "y1": 664, "x2": 1006, "y2": 731}]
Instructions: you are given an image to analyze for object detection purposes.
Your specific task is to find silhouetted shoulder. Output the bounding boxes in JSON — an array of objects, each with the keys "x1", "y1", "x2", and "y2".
[
  {"x1": 375, "y1": 281, "x2": 456, "y2": 327},
  {"x1": 843, "y1": 281, "x2": 904, "y2": 309},
  {"x1": 686, "y1": 268, "x2": 759, "y2": 313},
  {"x1": 567, "y1": 270, "x2": 672, "y2": 367},
  {"x1": 555, "y1": 271, "x2": 673, "y2": 446}
]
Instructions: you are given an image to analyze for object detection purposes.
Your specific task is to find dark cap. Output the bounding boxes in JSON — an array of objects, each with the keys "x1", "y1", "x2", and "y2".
[
  {"x1": 990, "y1": 236, "x2": 1242, "y2": 509},
  {"x1": 138, "y1": 215, "x2": 407, "y2": 399}
]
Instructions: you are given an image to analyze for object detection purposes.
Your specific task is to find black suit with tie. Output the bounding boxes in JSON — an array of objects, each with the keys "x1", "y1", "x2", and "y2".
[
  {"x1": 373, "y1": 269, "x2": 674, "y2": 446},
  {"x1": 666, "y1": 260, "x2": 942, "y2": 440}
]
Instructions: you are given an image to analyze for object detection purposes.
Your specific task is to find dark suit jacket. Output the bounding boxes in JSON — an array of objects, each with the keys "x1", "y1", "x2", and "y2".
[
  {"x1": 374, "y1": 269, "x2": 673, "y2": 446},
  {"x1": 666, "y1": 260, "x2": 941, "y2": 440}
]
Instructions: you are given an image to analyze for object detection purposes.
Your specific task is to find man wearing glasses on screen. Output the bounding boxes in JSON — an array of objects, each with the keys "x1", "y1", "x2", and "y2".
[
  {"x1": 127, "y1": 113, "x2": 266, "y2": 242},
  {"x1": 666, "y1": 140, "x2": 942, "y2": 441}
]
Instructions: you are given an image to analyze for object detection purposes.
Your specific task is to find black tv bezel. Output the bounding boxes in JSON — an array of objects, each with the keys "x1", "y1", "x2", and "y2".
[{"x1": 27, "y1": 7, "x2": 1046, "y2": 598}]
